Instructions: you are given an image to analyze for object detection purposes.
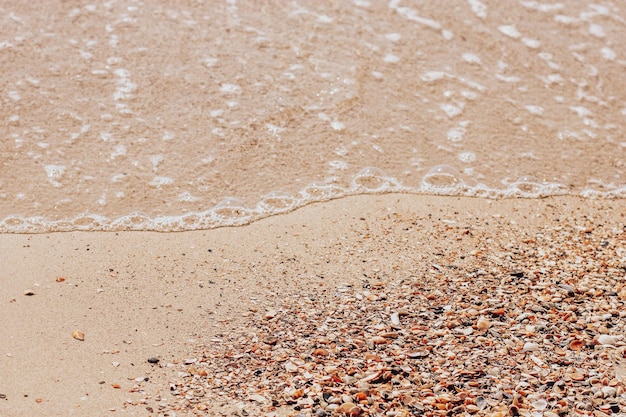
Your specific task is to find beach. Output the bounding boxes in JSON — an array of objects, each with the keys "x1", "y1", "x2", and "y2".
[
  {"x1": 2, "y1": 1, "x2": 626, "y2": 415},
  {"x1": 1, "y1": 194, "x2": 625, "y2": 416}
]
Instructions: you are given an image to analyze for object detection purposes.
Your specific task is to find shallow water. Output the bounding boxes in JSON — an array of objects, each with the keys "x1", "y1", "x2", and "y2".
[{"x1": 1, "y1": 0, "x2": 625, "y2": 232}]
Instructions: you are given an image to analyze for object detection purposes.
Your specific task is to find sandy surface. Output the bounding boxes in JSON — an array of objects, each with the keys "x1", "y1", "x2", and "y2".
[{"x1": 1, "y1": 194, "x2": 625, "y2": 416}]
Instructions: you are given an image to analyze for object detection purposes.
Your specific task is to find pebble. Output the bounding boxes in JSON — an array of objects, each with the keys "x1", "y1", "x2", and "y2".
[
  {"x1": 147, "y1": 357, "x2": 159, "y2": 364},
  {"x1": 23, "y1": 289, "x2": 35, "y2": 296},
  {"x1": 71, "y1": 330, "x2": 85, "y2": 341}
]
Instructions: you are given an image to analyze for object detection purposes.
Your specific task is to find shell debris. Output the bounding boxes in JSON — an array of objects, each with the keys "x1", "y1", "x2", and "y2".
[{"x1": 159, "y1": 212, "x2": 626, "y2": 416}]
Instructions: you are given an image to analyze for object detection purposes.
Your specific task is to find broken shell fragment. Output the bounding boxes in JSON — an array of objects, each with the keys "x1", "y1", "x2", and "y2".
[
  {"x1": 72, "y1": 330, "x2": 85, "y2": 341},
  {"x1": 597, "y1": 335, "x2": 617, "y2": 346},
  {"x1": 476, "y1": 317, "x2": 491, "y2": 330}
]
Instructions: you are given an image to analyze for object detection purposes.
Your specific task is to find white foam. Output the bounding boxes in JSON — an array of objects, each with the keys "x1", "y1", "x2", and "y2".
[
  {"x1": 385, "y1": 33, "x2": 401, "y2": 42},
  {"x1": 150, "y1": 176, "x2": 173, "y2": 187},
  {"x1": 462, "y1": 52, "x2": 481, "y2": 65},
  {"x1": 447, "y1": 126, "x2": 466, "y2": 142},
  {"x1": 458, "y1": 152, "x2": 476, "y2": 163},
  {"x1": 1, "y1": 164, "x2": 621, "y2": 233},
  {"x1": 393, "y1": 6, "x2": 441, "y2": 30},
  {"x1": 600, "y1": 47, "x2": 616, "y2": 60},
  {"x1": 220, "y1": 83, "x2": 241, "y2": 94},
  {"x1": 421, "y1": 71, "x2": 446, "y2": 82},
  {"x1": 589, "y1": 23, "x2": 605, "y2": 38},
  {"x1": 522, "y1": 38, "x2": 541, "y2": 49},
  {"x1": 440, "y1": 103, "x2": 463, "y2": 118},
  {"x1": 44, "y1": 165, "x2": 66, "y2": 187},
  {"x1": 467, "y1": 0, "x2": 487, "y2": 19},
  {"x1": 520, "y1": 1, "x2": 563, "y2": 12},
  {"x1": 554, "y1": 15, "x2": 577, "y2": 25},
  {"x1": 525, "y1": 105, "x2": 544, "y2": 116},
  {"x1": 8, "y1": 90, "x2": 20, "y2": 101},
  {"x1": 383, "y1": 54, "x2": 400, "y2": 63},
  {"x1": 498, "y1": 25, "x2": 521, "y2": 39},
  {"x1": 178, "y1": 192, "x2": 199, "y2": 202},
  {"x1": 330, "y1": 121, "x2": 345, "y2": 131}
]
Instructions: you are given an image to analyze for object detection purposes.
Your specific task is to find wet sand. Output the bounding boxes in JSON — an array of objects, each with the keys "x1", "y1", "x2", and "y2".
[{"x1": 1, "y1": 194, "x2": 625, "y2": 416}]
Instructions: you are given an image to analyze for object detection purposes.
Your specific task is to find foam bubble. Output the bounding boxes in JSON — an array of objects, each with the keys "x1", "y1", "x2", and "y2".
[
  {"x1": 421, "y1": 165, "x2": 463, "y2": 190},
  {"x1": 258, "y1": 191, "x2": 298, "y2": 212},
  {"x1": 213, "y1": 197, "x2": 253, "y2": 219},
  {"x1": 352, "y1": 167, "x2": 402, "y2": 192}
]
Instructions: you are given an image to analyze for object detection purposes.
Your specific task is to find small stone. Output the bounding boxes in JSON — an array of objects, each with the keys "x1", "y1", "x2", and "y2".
[
  {"x1": 72, "y1": 330, "x2": 85, "y2": 341},
  {"x1": 147, "y1": 356, "x2": 159, "y2": 364},
  {"x1": 23, "y1": 289, "x2": 35, "y2": 296}
]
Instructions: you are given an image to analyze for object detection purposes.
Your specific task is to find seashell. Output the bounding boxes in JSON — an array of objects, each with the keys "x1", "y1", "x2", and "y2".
[
  {"x1": 354, "y1": 392, "x2": 367, "y2": 402},
  {"x1": 522, "y1": 342, "x2": 539, "y2": 352},
  {"x1": 597, "y1": 335, "x2": 617, "y2": 346},
  {"x1": 285, "y1": 361, "x2": 298, "y2": 373},
  {"x1": 72, "y1": 330, "x2": 85, "y2": 341},
  {"x1": 313, "y1": 348, "x2": 330, "y2": 357},
  {"x1": 55, "y1": 277, "x2": 65, "y2": 282},
  {"x1": 337, "y1": 402, "x2": 362, "y2": 416},
  {"x1": 248, "y1": 394, "x2": 268, "y2": 403},
  {"x1": 371, "y1": 336, "x2": 388, "y2": 345},
  {"x1": 569, "y1": 373, "x2": 584, "y2": 381},
  {"x1": 476, "y1": 317, "x2": 491, "y2": 331},
  {"x1": 602, "y1": 386, "x2": 617, "y2": 397},
  {"x1": 390, "y1": 312, "x2": 401, "y2": 326},
  {"x1": 569, "y1": 339, "x2": 584, "y2": 350},
  {"x1": 23, "y1": 289, "x2": 35, "y2": 296},
  {"x1": 532, "y1": 399, "x2": 547, "y2": 411},
  {"x1": 360, "y1": 370, "x2": 383, "y2": 383},
  {"x1": 111, "y1": 384, "x2": 121, "y2": 389},
  {"x1": 263, "y1": 310, "x2": 277, "y2": 320}
]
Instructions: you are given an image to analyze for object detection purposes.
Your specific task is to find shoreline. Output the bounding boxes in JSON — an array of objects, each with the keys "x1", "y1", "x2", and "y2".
[{"x1": 1, "y1": 194, "x2": 625, "y2": 416}]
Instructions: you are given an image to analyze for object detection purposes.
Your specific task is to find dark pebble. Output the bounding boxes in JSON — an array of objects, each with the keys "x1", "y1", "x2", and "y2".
[{"x1": 147, "y1": 356, "x2": 159, "y2": 364}]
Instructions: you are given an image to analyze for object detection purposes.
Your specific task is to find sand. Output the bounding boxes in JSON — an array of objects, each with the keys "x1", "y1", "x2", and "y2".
[{"x1": 1, "y1": 194, "x2": 625, "y2": 416}]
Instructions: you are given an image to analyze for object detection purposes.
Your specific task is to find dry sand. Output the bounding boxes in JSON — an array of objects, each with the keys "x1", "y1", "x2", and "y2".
[{"x1": 1, "y1": 194, "x2": 625, "y2": 416}]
